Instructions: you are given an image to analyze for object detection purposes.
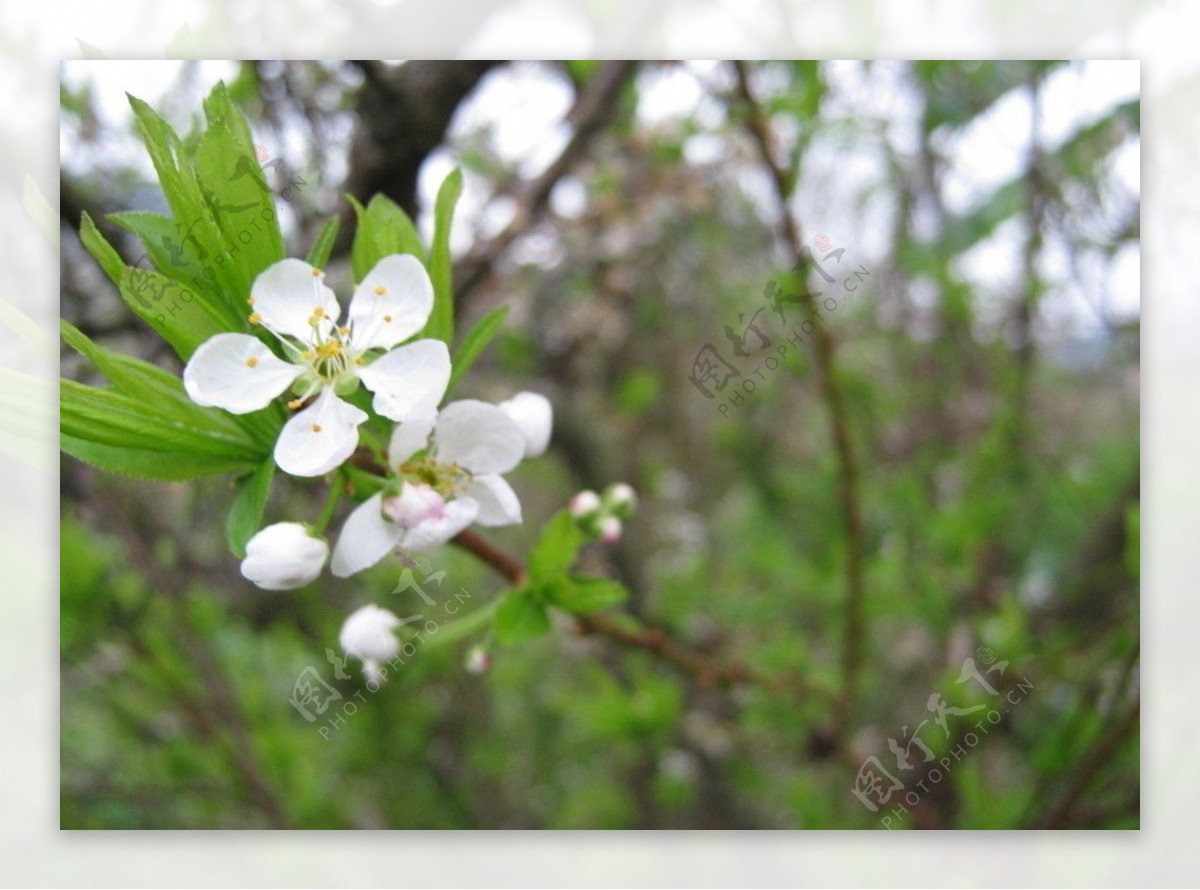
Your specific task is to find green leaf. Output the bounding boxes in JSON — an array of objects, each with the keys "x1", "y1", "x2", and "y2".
[
  {"x1": 226, "y1": 459, "x2": 275, "y2": 557},
  {"x1": 527, "y1": 510, "x2": 582, "y2": 582},
  {"x1": 193, "y1": 119, "x2": 286, "y2": 292},
  {"x1": 61, "y1": 378, "x2": 266, "y2": 481},
  {"x1": 347, "y1": 194, "x2": 426, "y2": 282},
  {"x1": 545, "y1": 575, "x2": 629, "y2": 614},
  {"x1": 78, "y1": 211, "x2": 126, "y2": 288},
  {"x1": 61, "y1": 319, "x2": 280, "y2": 450},
  {"x1": 494, "y1": 591, "x2": 551, "y2": 644},
  {"x1": 448, "y1": 307, "x2": 507, "y2": 392},
  {"x1": 60, "y1": 434, "x2": 259, "y2": 481},
  {"x1": 305, "y1": 217, "x2": 341, "y2": 269},
  {"x1": 424, "y1": 167, "x2": 463, "y2": 344}
]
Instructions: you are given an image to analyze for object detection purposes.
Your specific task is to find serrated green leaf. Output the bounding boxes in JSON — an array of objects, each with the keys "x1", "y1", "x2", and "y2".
[
  {"x1": 347, "y1": 193, "x2": 427, "y2": 282},
  {"x1": 60, "y1": 433, "x2": 259, "y2": 481},
  {"x1": 545, "y1": 575, "x2": 629, "y2": 614},
  {"x1": 61, "y1": 378, "x2": 266, "y2": 483},
  {"x1": 424, "y1": 168, "x2": 462, "y2": 344},
  {"x1": 226, "y1": 459, "x2": 275, "y2": 557},
  {"x1": 305, "y1": 217, "x2": 341, "y2": 269},
  {"x1": 494, "y1": 591, "x2": 551, "y2": 644},
  {"x1": 194, "y1": 119, "x2": 286, "y2": 292},
  {"x1": 78, "y1": 211, "x2": 126, "y2": 287},
  {"x1": 527, "y1": 510, "x2": 582, "y2": 582},
  {"x1": 448, "y1": 307, "x2": 507, "y2": 393}
]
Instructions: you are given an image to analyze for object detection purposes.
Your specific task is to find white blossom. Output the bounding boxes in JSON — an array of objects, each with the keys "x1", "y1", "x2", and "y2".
[
  {"x1": 498, "y1": 391, "x2": 553, "y2": 458},
  {"x1": 239, "y1": 522, "x2": 328, "y2": 590},
  {"x1": 183, "y1": 256, "x2": 451, "y2": 477},
  {"x1": 330, "y1": 399, "x2": 531, "y2": 576},
  {"x1": 339, "y1": 604, "x2": 401, "y2": 684}
]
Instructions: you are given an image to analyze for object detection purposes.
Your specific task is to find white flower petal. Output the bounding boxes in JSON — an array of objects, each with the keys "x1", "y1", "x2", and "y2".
[
  {"x1": 348, "y1": 254, "x2": 435, "y2": 351},
  {"x1": 386, "y1": 412, "x2": 437, "y2": 468},
  {"x1": 434, "y1": 400, "x2": 525, "y2": 475},
  {"x1": 397, "y1": 497, "x2": 480, "y2": 552},
  {"x1": 250, "y1": 258, "x2": 340, "y2": 341},
  {"x1": 467, "y1": 474, "x2": 522, "y2": 526},
  {"x1": 331, "y1": 493, "x2": 404, "y2": 577},
  {"x1": 357, "y1": 339, "x2": 451, "y2": 422},
  {"x1": 498, "y1": 391, "x2": 553, "y2": 458},
  {"x1": 183, "y1": 333, "x2": 302, "y2": 414},
  {"x1": 339, "y1": 603, "x2": 401, "y2": 664},
  {"x1": 274, "y1": 390, "x2": 367, "y2": 477},
  {"x1": 239, "y1": 522, "x2": 328, "y2": 590}
]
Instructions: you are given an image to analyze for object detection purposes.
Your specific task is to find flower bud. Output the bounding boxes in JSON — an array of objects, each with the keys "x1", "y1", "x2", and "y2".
[
  {"x1": 604, "y1": 482, "x2": 637, "y2": 519},
  {"x1": 464, "y1": 645, "x2": 492, "y2": 675},
  {"x1": 498, "y1": 391, "x2": 553, "y2": 458},
  {"x1": 598, "y1": 515, "x2": 623, "y2": 545},
  {"x1": 240, "y1": 522, "x2": 328, "y2": 590},
  {"x1": 569, "y1": 489, "x2": 602, "y2": 519},
  {"x1": 383, "y1": 481, "x2": 447, "y2": 528},
  {"x1": 339, "y1": 604, "x2": 401, "y2": 682}
]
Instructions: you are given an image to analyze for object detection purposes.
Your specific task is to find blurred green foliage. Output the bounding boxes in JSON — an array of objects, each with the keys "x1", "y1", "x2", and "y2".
[{"x1": 60, "y1": 60, "x2": 1138, "y2": 829}]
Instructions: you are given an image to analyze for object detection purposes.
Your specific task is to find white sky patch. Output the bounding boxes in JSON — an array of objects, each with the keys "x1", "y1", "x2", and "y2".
[
  {"x1": 449, "y1": 62, "x2": 573, "y2": 178},
  {"x1": 938, "y1": 85, "x2": 1031, "y2": 217}
]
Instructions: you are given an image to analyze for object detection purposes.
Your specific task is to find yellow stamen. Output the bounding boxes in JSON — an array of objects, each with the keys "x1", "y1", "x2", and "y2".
[
  {"x1": 312, "y1": 307, "x2": 326, "y2": 318},
  {"x1": 354, "y1": 356, "x2": 365, "y2": 365},
  {"x1": 373, "y1": 285, "x2": 386, "y2": 296},
  {"x1": 338, "y1": 326, "x2": 351, "y2": 336},
  {"x1": 287, "y1": 399, "x2": 303, "y2": 410},
  {"x1": 311, "y1": 267, "x2": 323, "y2": 277},
  {"x1": 301, "y1": 350, "x2": 315, "y2": 360},
  {"x1": 315, "y1": 341, "x2": 341, "y2": 359},
  {"x1": 245, "y1": 357, "x2": 259, "y2": 368},
  {"x1": 248, "y1": 312, "x2": 262, "y2": 325},
  {"x1": 311, "y1": 423, "x2": 322, "y2": 433},
  {"x1": 383, "y1": 315, "x2": 393, "y2": 323},
  {"x1": 247, "y1": 296, "x2": 256, "y2": 305}
]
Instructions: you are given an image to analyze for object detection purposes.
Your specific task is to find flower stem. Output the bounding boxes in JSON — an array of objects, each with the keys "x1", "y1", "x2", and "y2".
[{"x1": 312, "y1": 472, "x2": 345, "y2": 535}]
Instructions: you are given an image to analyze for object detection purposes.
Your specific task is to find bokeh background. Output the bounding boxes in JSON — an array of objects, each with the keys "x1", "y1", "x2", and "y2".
[{"x1": 59, "y1": 60, "x2": 1139, "y2": 829}]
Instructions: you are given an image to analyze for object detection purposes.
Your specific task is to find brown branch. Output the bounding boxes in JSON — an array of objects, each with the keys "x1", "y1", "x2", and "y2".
[
  {"x1": 452, "y1": 529, "x2": 830, "y2": 701},
  {"x1": 453, "y1": 60, "x2": 638, "y2": 312},
  {"x1": 732, "y1": 62, "x2": 868, "y2": 743},
  {"x1": 1030, "y1": 693, "x2": 1140, "y2": 829}
]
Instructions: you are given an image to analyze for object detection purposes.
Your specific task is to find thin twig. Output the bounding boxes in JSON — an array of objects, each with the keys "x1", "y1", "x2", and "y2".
[
  {"x1": 731, "y1": 61, "x2": 868, "y2": 743},
  {"x1": 453, "y1": 60, "x2": 638, "y2": 311},
  {"x1": 452, "y1": 529, "x2": 830, "y2": 701}
]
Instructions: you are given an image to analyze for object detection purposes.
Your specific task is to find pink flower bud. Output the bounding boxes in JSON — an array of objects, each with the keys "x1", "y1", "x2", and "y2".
[
  {"x1": 465, "y1": 645, "x2": 492, "y2": 675},
  {"x1": 383, "y1": 481, "x2": 447, "y2": 528},
  {"x1": 569, "y1": 489, "x2": 602, "y2": 518},
  {"x1": 598, "y1": 515, "x2": 623, "y2": 545}
]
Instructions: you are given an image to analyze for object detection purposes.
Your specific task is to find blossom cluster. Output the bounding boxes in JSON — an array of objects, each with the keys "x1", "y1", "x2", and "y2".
[{"x1": 181, "y1": 256, "x2": 553, "y2": 638}]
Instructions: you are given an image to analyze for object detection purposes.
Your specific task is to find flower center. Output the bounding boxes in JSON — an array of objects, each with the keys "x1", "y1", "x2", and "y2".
[{"x1": 398, "y1": 454, "x2": 469, "y2": 499}]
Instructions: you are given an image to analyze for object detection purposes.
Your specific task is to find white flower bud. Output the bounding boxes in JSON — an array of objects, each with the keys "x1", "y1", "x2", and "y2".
[
  {"x1": 339, "y1": 604, "x2": 401, "y2": 682},
  {"x1": 605, "y1": 482, "x2": 637, "y2": 518},
  {"x1": 570, "y1": 489, "x2": 602, "y2": 519},
  {"x1": 383, "y1": 481, "x2": 447, "y2": 528},
  {"x1": 464, "y1": 645, "x2": 492, "y2": 675},
  {"x1": 598, "y1": 515, "x2": 623, "y2": 545},
  {"x1": 498, "y1": 391, "x2": 553, "y2": 458},
  {"x1": 239, "y1": 522, "x2": 328, "y2": 590}
]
